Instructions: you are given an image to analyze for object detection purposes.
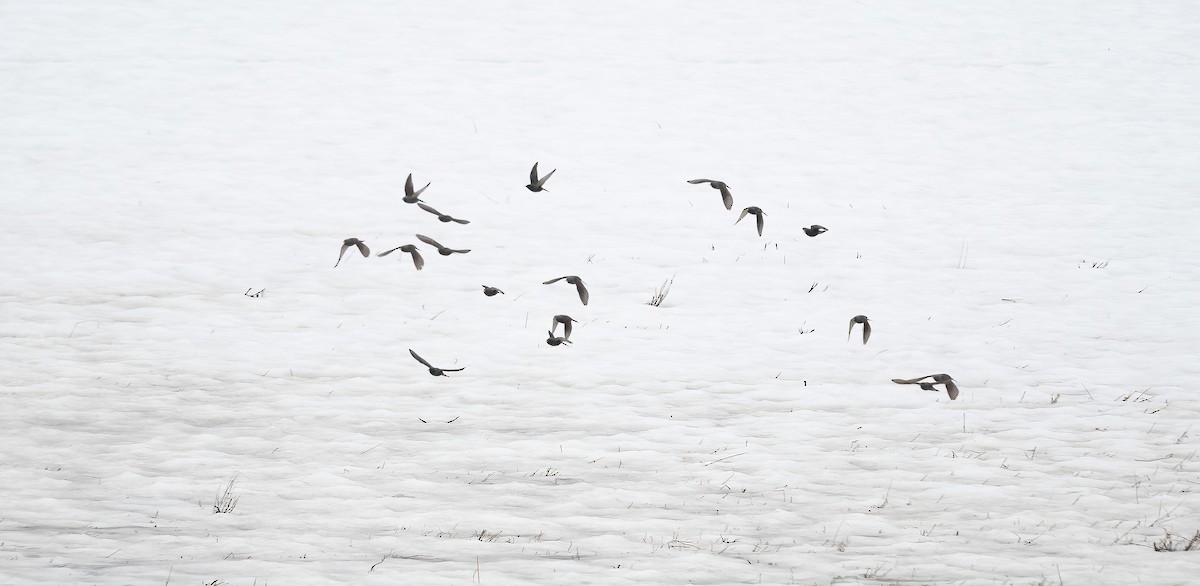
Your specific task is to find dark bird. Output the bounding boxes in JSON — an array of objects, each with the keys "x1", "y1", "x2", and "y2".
[
  {"x1": 334, "y1": 238, "x2": 370, "y2": 267},
  {"x1": 848, "y1": 315, "x2": 871, "y2": 344},
  {"x1": 687, "y1": 179, "x2": 733, "y2": 210},
  {"x1": 803, "y1": 225, "x2": 828, "y2": 237},
  {"x1": 416, "y1": 234, "x2": 470, "y2": 256},
  {"x1": 736, "y1": 206, "x2": 766, "y2": 236},
  {"x1": 482, "y1": 285, "x2": 505, "y2": 297},
  {"x1": 526, "y1": 162, "x2": 556, "y2": 192},
  {"x1": 892, "y1": 374, "x2": 960, "y2": 400},
  {"x1": 543, "y1": 275, "x2": 588, "y2": 305},
  {"x1": 404, "y1": 173, "x2": 430, "y2": 204},
  {"x1": 409, "y1": 349, "x2": 465, "y2": 377},
  {"x1": 551, "y1": 314, "x2": 577, "y2": 339},
  {"x1": 377, "y1": 244, "x2": 424, "y2": 270},
  {"x1": 546, "y1": 331, "x2": 572, "y2": 346},
  {"x1": 417, "y1": 203, "x2": 470, "y2": 224}
]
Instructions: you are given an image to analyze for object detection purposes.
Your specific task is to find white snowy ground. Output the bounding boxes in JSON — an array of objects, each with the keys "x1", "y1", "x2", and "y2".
[{"x1": 3, "y1": 1, "x2": 1200, "y2": 584}]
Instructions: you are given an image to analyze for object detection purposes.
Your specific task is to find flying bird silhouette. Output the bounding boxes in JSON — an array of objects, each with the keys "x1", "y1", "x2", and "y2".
[
  {"x1": 551, "y1": 314, "x2": 577, "y2": 340},
  {"x1": 377, "y1": 244, "x2": 424, "y2": 270},
  {"x1": 736, "y1": 206, "x2": 766, "y2": 236},
  {"x1": 416, "y1": 234, "x2": 470, "y2": 255},
  {"x1": 482, "y1": 285, "x2": 505, "y2": 297},
  {"x1": 403, "y1": 173, "x2": 430, "y2": 204},
  {"x1": 334, "y1": 238, "x2": 370, "y2": 267},
  {"x1": 543, "y1": 276, "x2": 589, "y2": 305},
  {"x1": 687, "y1": 179, "x2": 733, "y2": 210},
  {"x1": 526, "y1": 162, "x2": 556, "y2": 192},
  {"x1": 848, "y1": 315, "x2": 871, "y2": 344},
  {"x1": 417, "y1": 203, "x2": 470, "y2": 224},
  {"x1": 803, "y1": 225, "x2": 828, "y2": 237},
  {"x1": 546, "y1": 331, "x2": 572, "y2": 346},
  {"x1": 409, "y1": 349, "x2": 465, "y2": 377},
  {"x1": 892, "y1": 374, "x2": 960, "y2": 400}
]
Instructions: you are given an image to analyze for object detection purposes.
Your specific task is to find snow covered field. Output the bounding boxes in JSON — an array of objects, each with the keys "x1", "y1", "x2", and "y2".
[{"x1": 3, "y1": 2, "x2": 1200, "y2": 584}]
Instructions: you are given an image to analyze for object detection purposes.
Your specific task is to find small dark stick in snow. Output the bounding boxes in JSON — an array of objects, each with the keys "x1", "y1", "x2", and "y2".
[
  {"x1": 804, "y1": 225, "x2": 828, "y2": 237},
  {"x1": 334, "y1": 238, "x2": 370, "y2": 267},
  {"x1": 546, "y1": 331, "x2": 572, "y2": 346},
  {"x1": 686, "y1": 178, "x2": 733, "y2": 210},
  {"x1": 417, "y1": 203, "x2": 470, "y2": 224},
  {"x1": 403, "y1": 173, "x2": 430, "y2": 204},
  {"x1": 551, "y1": 314, "x2": 577, "y2": 339},
  {"x1": 543, "y1": 276, "x2": 589, "y2": 305},
  {"x1": 892, "y1": 374, "x2": 960, "y2": 400},
  {"x1": 482, "y1": 285, "x2": 505, "y2": 297},
  {"x1": 526, "y1": 162, "x2": 556, "y2": 192},
  {"x1": 416, "y1": 234, "x2": 470, "y2": 256},
  {"x1": 736, "y1": 206, "x2": 766, "y2": 236},
  {"x1": 409, "y1": 349, "x2": 465, "y2": 377},
  {"x1": 848, "y1": 315, "x2": 871, "y2": 344},
  {"x1": 377, "y1": 244, "x2": 424, "y2": 270}
]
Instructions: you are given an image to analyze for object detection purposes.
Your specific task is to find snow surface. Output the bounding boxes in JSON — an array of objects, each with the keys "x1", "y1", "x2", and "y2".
[{"x1": 3, "y1": 1, "x2": 1200, "y2": 584}]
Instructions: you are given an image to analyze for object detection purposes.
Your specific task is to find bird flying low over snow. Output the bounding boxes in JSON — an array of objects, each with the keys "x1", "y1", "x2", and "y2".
[
  {"x1": 409, "y1": 349, "x2": 465, "y2": 377},
  {"x1": 687, "y1": 179, "x2": 733, "y2": 210},
  {"x1": 892, "y1": 374, "x2": 960, "y2": 400},
  {"x1": 804, "y1": 225, "x2": 828, "y2": 237},
  {"x1": 848, "y1": 315, "x2": 871, "y2": 344},
  {"x1": 416, "y1": 234, "x2": 470, "y2": 255},
  {"x1": 417, "y1": 203, "x2": 470, "y2": 224},
  {"x1": 543, "y1": 276, "x2": 589, "y2": 305},
  {"x1": 527, "y1": 162, "x2": 556, "y2": 192},
  {"x1": 736, "y1": 206, "x2": 766, "y2": 236},
  {"x1": 403, "y1": 173, "x2": 430, "y2": 204},
  {"x1": 377, "y1": 244, "x2": 424, "y2": 270},
  {"x1": 334, "y1": 238, "x2": 370, "y2": 267}
]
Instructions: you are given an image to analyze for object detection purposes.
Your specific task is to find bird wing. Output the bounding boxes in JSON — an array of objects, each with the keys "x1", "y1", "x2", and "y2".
[
  {"x1": 413, "y1": 181, "x2": 429, "y2": 198},
  {"x1": 418, "y1": 203, "x2": 441, "y2": 216},
  {"x1": 535, "y1": 167, "x2": 556, "y2": 188},
  {"x1": 756, "y1": 213, "x2": 764, "y2": 236},
  {"x1": 575, "y1": 280, "x2": 589, "y2": 305},
  {"x1": 530, "y1": 163, "x2": 540, "y2": 184},
  {"x1": 409, "y1": 349, "x2": 432, "y2": 368},
  {"x1": 449, "y1": 248, "x2": 471, "y2": 254},
  {"x1": 944, "y1": 380, "x2": 960, "y2": 400},
  {"x1": 543, "y1": 276, "x2": 566, "y2": 285},
  {"x1": 377, "y1": 246, "x2": 403, "y2": 257},
  {"x1": 336, "y1": 242, "x2": 351, "y2": 265},
  {"x1": 687, "y1": 179, "x2": 713, "y2": 184},
  {"x1": 409, "y1": 249, "x2": 424, "y2": 270},
  {"x1": 562, "y1": 319, "x2": 573, "y2": 339},
  {"x1": 847, "y1": 318, "x2": 856, "y2": 340},
  {"x1": 892, "y1": 376, "x2": 935, "y2": 385},
  {"x1": 736, "y1": 208, "x2": 750, "y2": 224},
  {"x1": 719, "y1": 185, "x2": 733, "y2": 210},
  {"x1": 404, "y1": 173, "x2": 415, "y2": 198},
  {"x1": 416, "y1": 234, "x2": 442, "y2": 248},
  {"x1": 451, "y1": 217, "x2": 470, "y2": 224},
  {"x1": 442, "y1": 367, "x2": 465, "y2": 372},
  {"x1": 862, "y1": 321, "x2": 871, "y2": 344}
]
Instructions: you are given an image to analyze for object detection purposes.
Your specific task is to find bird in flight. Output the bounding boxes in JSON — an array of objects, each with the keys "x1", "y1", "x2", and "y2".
[
  {"x1": 527, "y1": 162, "x2": 556, "y2": 192},
  {"x1": 334, "y1": 238, "x2": 370, "y2": 267},
  {"x1": 892, "y1": 374, "x2": 960, "y2": 400},
  {"x1": 377, "y1": 244, "x2": 424, "y2": 270},
  {"x1": 416, "y1": 234, "x2": 470, "y2": 256},
  {"x1": 736, "y1": 206, "x2": 766, "y2": 236},
  {"x1": 543, "y1": 276, "x2": 589, "y2": 305},
  {"x1": 417, "y1": 203, "x2": 470, "y2": 224},
  {"x1": 403, "y1": 173, "x2": 430, "y2": 204},
  {"x1": 482, "y1": 285, "x2": 505, "y2": 297},
  {"x1": 848, "y1": 315, "x2": 871, "y2": 344},
  {"x1": 687, "y1": 179, "x2": 733, "y2": 210},
  {"x1": 409, "y1": 349, "x2": 465, "y2": 377},
  {"x1": 803, "y1": 225, "x2": 828, "y2": 237}
]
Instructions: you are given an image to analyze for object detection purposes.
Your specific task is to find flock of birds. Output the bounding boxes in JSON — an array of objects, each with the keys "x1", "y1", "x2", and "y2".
[{"x1": 330, "y1": 163, "x2": 960, "y2": 400}]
